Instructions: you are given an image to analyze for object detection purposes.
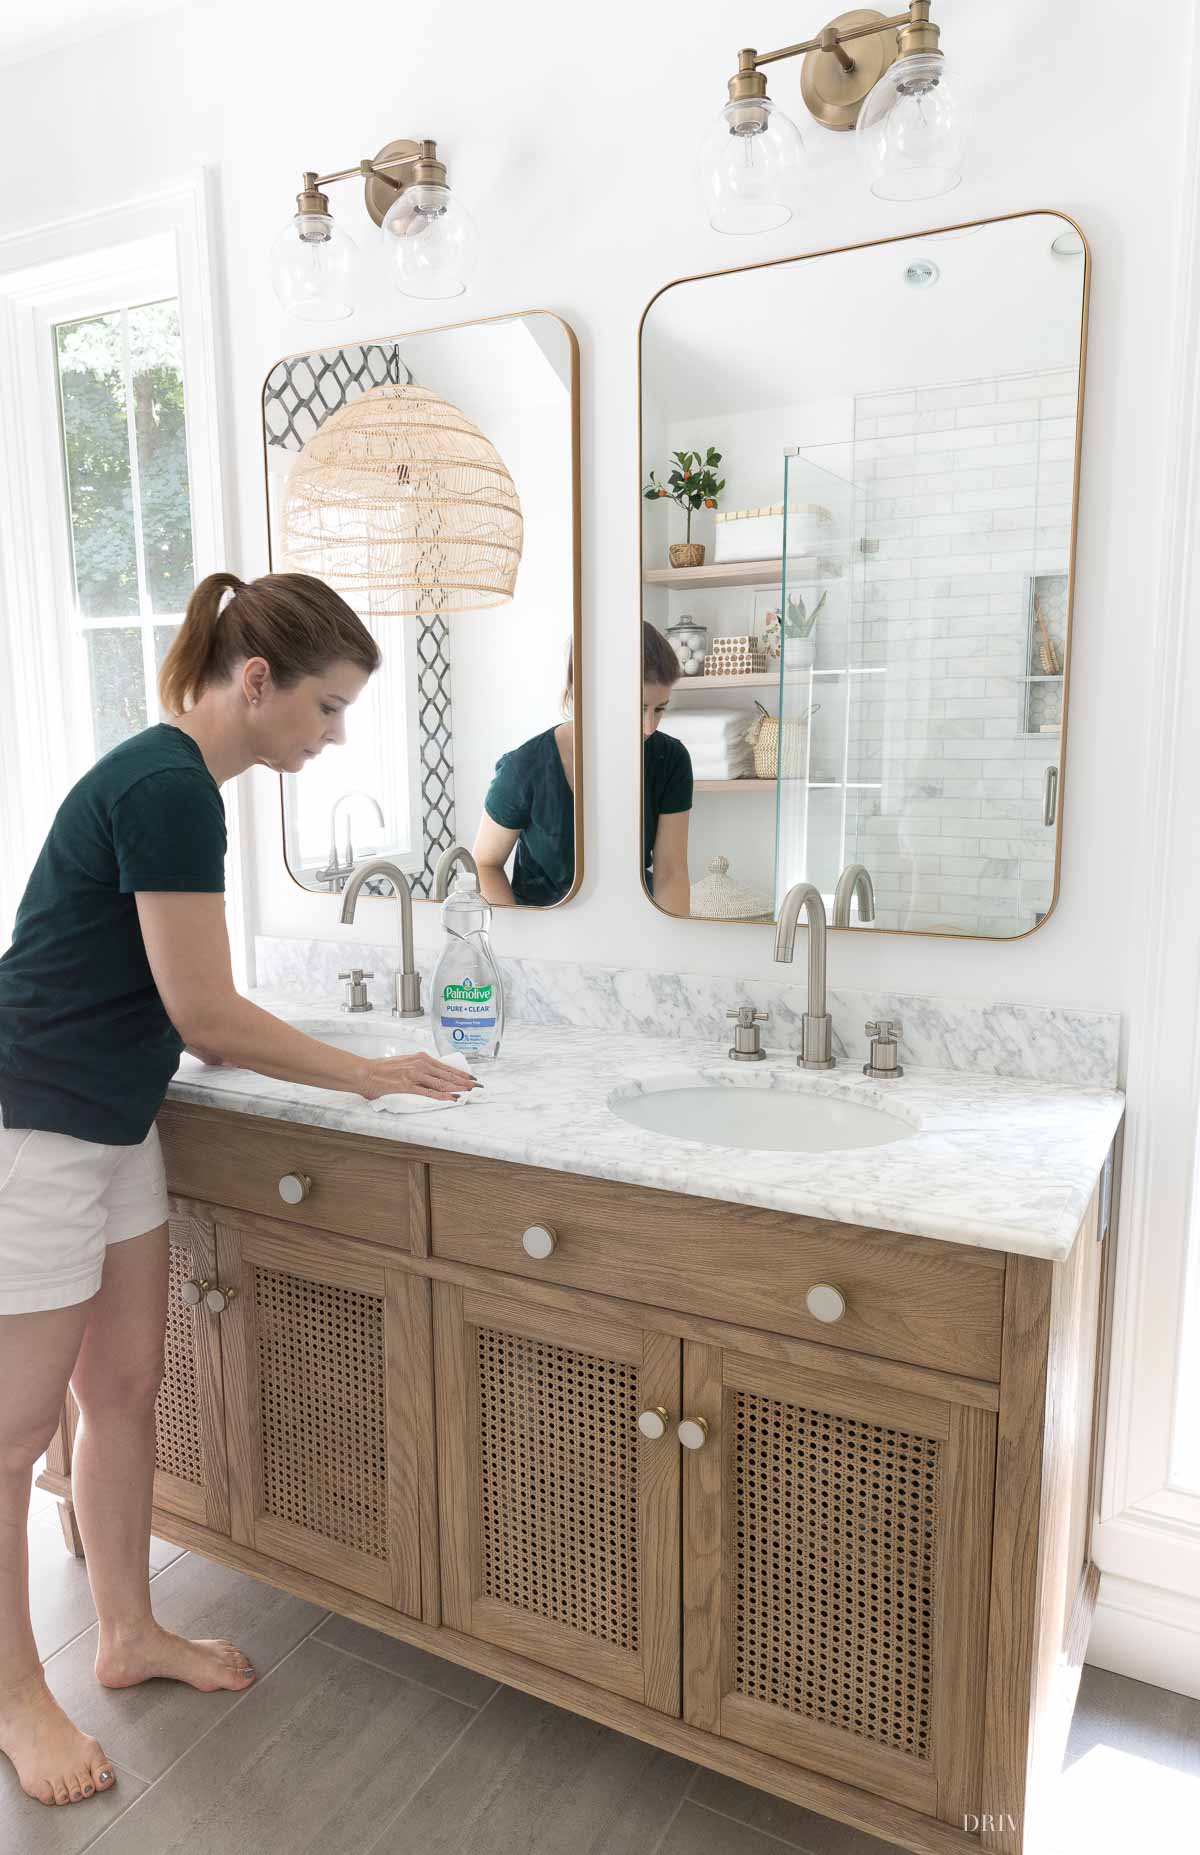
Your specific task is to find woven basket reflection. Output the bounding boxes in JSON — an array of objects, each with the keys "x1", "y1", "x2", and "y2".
[
  {"x1": 746, "y1": 704, "x2": 809, "y2": 779},
  {"x1": 283, "y1": 382, "x2": 523, "y2": 617}
]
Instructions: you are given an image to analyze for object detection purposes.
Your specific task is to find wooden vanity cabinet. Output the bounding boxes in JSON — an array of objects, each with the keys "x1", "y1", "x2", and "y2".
[
  {"x1": 36, "y1": 1103, "x2": 1120, "y2": 1855},
  {"x1": 214, "y1": 1213, "x2": 425, "y2": 1613},
  {"x1": 681, "y1": 1330, "x2": 997, "y2": 1826},
  {"x1": 433, "y1": 1279, "x2": 681, "y2": 1711},
  {"x1": 153, "y1": 1207, "x2": 230, "y2": 1534}
]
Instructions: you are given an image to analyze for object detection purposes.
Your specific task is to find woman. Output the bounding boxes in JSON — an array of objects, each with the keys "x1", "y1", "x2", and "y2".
[
  {"x1": 641, "y1": 620, "x2": 692, "y2": 916},
  {"x1": 0, "y1": 571, "x2": 474, "y2": 1811},
  {"x1": 472, "y1": 643, "x2": 577, "y2": 909},
  {"x1": 472, "y1": 623, "x2": 692, "y2": 914}
]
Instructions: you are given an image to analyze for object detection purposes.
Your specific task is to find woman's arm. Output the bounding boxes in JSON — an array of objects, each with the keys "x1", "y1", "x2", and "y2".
[
  {"x1": 652, "y1": 810, "x2": 692, "y2": 917},
  {"x1": 472, "y1": 812, "x2": 519, "y2": 906},
  {"x1": 137, "y1": 892, "x2": 474, "y2": 1100}
]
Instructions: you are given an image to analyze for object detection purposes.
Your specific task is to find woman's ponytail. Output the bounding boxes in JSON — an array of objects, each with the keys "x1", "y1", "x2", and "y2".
[
  {"x1": 157, "y1": 569, "x2": 380, "y2": 716},
  {"x1": 159, "y1": 572, "x2": 243, "y2": 715}
]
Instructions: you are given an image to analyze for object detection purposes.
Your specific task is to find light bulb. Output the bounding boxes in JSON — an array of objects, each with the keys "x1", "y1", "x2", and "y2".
[
  {"x1": 380, "y1": 183, "x2": 478, "y2": 299},
  {"x1": 856, "y1": 51, "x2": 967, "y2": 201},
  {"x1": 697, "y1": 93, "x2": 806, "y2": 235},
  {"x1": 268, "y1": 211, "x2": 359, "y2": 321}
]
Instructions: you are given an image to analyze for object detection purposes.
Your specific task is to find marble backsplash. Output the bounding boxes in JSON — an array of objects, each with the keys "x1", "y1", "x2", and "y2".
[{"x1": 255, "y1": 935, "x2": 1121, "y2": 1088}]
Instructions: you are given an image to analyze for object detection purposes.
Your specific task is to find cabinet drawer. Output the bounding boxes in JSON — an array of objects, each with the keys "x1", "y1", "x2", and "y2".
[
  {"x1": 158, "y1": 1103, "x2": 426, "y2": 1250},
  {"x1": 429, "y1": 1156, "x2": 1006, "y2": 1381}
]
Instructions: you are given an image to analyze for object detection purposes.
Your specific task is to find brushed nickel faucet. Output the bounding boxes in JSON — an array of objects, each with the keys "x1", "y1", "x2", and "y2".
[
  {"x1": 432, "y1": 843, "x2": 479, "y2": 900},
  {"x1": 832, "y1": 862, "x2": 875, "y2": 928},
  {"x1": 339, "y1": 860, "x2": 422, "y2": 1018},
  {"x1": 773, "y1": 882, "x2": 836, "y2": 1070}
]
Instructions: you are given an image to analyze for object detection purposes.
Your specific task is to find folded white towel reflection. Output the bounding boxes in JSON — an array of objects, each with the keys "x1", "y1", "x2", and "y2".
[
  {"x1": 661, "y1": 709, "x2": 746, "y2": 747},
  {"x1": 368, "y1": 1051, "x2": 478, "y2": 1115},
  {"x1": 689, "y1": 751, "x2": 754, "y2": 777}
]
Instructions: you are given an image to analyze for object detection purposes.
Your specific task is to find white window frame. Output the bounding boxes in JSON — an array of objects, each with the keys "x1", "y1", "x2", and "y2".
[
  {"x1": 1090, "y1": 22, "x2": 1200, "y2": 1699},
  {"x1": 0, "y1": 172, "x2": 248, "y2": 982},
  {"x1": 52, "y1": 290, "x2": 195, "y2": 763}
]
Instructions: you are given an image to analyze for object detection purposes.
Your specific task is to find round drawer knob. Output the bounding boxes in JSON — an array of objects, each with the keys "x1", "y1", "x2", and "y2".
[
  {"x1": 204, "y1": 1286, "x2": 237, "y2": 1315},
  {"x1": 805, "y1": 1282, "x2": 847, "y2": 1323},
  {"x1": 638, "y1": 1406, "x2": 668, "y2": 1440},
  {"x1": 521, "y1": 1223, "x2": 557, "y2": 1259},
  {"x1": 278, "y1": 1172, "x2": 312, "y2": 1205},
  {"x1": 677, "y1": 1417, "x2": 709, "y2": 1451},
  {"x1": 179, "y1": 1278, "x2": 205, "y2": 1307}
]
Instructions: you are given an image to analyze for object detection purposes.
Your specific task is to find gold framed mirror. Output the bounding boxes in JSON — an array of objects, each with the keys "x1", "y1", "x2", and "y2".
[
  {"x1": 638, "y1": 211, "x2": 1089, "y2": 939},
  {"x1": 262, "y1": 309, "x2": 582, "y2": 909}
]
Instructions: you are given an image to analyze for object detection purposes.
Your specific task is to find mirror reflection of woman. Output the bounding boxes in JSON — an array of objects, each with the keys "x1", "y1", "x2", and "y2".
[
  {"x1": 641, "y1": 621, "x2": 692, "y2": 916},
  {"x1": 472, "y1": 624, "x2": 692, "y2": 915},
  {"x1": 472, "y1": 648, "x2": 578, "y2": 909}
]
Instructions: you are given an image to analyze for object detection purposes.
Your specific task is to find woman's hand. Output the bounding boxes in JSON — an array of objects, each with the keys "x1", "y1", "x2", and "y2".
[{"x1": 359, "y1": 1053, "x2": 480, "y2": 1102}]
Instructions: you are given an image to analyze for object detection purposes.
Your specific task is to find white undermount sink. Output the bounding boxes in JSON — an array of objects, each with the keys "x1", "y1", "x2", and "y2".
[{"x1": 608, "y1": 1077, "x2": 913, "y2": 1154}]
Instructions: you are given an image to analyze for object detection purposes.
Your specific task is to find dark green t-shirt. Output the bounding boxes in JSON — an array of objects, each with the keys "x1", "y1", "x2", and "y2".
[
  {"x1": 0, "y1": 725, "x2": 226, "y2": 1146},
  {"x1": 484, "y1": 728, "x2": 575, "y2": 908},
  {"x1": 644, "y1": 730, "x2": 694, "y2": 892}
]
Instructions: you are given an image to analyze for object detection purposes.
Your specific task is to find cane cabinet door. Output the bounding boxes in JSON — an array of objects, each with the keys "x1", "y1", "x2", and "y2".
[
  {"x1": 215, "y1": 1215, "x2": 424, "y2": 1614},
  {"x1": 682, "y1": 1333, "x2": 997, "y2": 1827},
  {"x1": 434, "y1": 1281, "x2": 682, "y2": 1712},
  {"x1": 153, "y1": 1206, "x2": 230, "y2": 1533}
]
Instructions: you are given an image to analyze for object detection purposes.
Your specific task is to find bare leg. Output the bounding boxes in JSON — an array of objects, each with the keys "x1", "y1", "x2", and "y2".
[
  {"x1": 70, "y1": 1225, "x2": 254, "y2": 1696},
  {"x1": 0, "y1": 1300, "x2": 116, "y2": 1806}
]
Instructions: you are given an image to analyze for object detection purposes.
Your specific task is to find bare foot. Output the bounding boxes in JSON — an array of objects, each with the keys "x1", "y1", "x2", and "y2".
[
  {"x1": 0, "y1": 1671, "x2": 115, "y2": 1806},
  {"x1": 95, "y1": 1622, "x2": 255, "y2": 1694}
]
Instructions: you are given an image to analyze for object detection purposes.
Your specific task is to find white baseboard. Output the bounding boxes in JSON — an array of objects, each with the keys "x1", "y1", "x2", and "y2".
[{"x1": 1085, "y1": 1572, "x2": 1200, "y2": 1701}]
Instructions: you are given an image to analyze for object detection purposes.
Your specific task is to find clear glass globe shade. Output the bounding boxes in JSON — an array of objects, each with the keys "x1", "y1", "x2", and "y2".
[
  {"x1": 697, "y1": 94, "x2": 806, "y2": 235},
  {"x1": 380, "y1": 184, "x2": 478, "y2": 299},
  {"x1": 268, "y1": 212, "x2": 359, "y2": 321},
  {"x1": 856, "y1": 52, "x2": 967, "y2": 201}
]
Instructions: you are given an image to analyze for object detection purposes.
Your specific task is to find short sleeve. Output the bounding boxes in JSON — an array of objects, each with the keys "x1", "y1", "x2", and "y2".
[
  {"x1": 483, "y1": 749, "x2": 531, "y2": 832},
  {"x1": 658, "y1": 736, "x2": 694, "y2": 815},
  {"x1": 113, "y1": 769, "x2": 227, "y2": 893}
]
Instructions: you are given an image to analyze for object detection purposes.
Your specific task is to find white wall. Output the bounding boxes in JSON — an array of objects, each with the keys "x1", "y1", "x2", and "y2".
[{"x1": 0, "y1": 0, "x2": 1190, "y2": 1068}]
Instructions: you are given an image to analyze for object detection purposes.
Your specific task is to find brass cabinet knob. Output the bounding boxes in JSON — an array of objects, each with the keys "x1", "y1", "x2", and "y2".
[
  {"x1": 179, "y1": 1278, "x2": 206, "y2": 1307},
  {"x1": 278, "y1": 1172, "x2": 312, "y2": 1205},
  {"x1": 521, "y1": 1223, "x2": 557, "y2": 1259},
  {"x1": 638, "y1": 1406, "x2": 669, "y2": 1440},
  {"x1": 677, "y1": 1416, "x2": 709, "y2": 1451},
  {"x1": 204, "y1": 1285, "x2": 237, "y2": 1315},
  {"x1": 805, "y1": 1282, "x2": 847, "y2": 1323}
]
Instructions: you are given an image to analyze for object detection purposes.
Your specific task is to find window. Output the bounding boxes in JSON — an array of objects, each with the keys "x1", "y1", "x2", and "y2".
[
  {"x1": 54, "y1": 297, "x2": 195, "y2": 759},
  {"x1": 0, "y1": 178, "x2": 242, "y2": 973}
]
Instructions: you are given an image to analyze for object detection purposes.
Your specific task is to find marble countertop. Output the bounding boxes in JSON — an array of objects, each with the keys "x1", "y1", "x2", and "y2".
[{"x1": 165, "y1": 991, "x2": 1125, "y2": 1263}]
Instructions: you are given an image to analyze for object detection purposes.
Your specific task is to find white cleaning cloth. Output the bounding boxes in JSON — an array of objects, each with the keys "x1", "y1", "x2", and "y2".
[{"x1": 368, "y1": 1051, "x2": 479, "y2": 1115}]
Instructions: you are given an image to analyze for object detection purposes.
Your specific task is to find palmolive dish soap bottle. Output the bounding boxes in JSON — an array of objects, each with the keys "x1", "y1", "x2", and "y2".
[{"x1": 430, "y1": 871, "x2": 504, "y2": 1063}]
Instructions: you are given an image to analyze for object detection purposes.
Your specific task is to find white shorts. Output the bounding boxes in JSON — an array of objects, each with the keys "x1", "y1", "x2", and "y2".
[{"x1": 0, "y1": 1123, "x2": 168, "y2": 1315}]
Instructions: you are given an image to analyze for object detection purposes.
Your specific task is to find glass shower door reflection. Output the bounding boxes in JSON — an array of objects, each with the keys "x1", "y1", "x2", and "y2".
[{"x1": 774, "y1": 450, "x2": 862, "y2": 923}]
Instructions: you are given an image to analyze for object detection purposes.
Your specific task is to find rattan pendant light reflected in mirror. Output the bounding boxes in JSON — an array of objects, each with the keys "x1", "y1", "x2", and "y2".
[{"x1": 282, "y1": 382, "x2": 523, "y2": 617}]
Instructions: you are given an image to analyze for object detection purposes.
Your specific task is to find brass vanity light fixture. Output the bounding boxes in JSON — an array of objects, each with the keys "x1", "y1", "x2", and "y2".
[
  {"x1": 269, "y1": 137, "x2": 478, "y2": 319},
  {"x1": 700, "y1": 1, "x2": 968, "y2": 233}
]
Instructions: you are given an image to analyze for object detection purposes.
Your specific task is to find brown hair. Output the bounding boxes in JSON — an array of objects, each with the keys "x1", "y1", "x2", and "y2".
[
  {"x1": 643, "y1": 621, "x2": 680, "y2": 688},
  {"x1": 158, "y1": 571, "x2": 382, "y2": 715},
  {"x1": 558, "y1": 622, "x2": 678, "y2": 718}
]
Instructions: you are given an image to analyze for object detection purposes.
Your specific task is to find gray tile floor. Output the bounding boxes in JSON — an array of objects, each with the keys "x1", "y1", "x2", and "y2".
[{"x1": 6, "y1": 1488, "x2": 1198, "y2": 1855}]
